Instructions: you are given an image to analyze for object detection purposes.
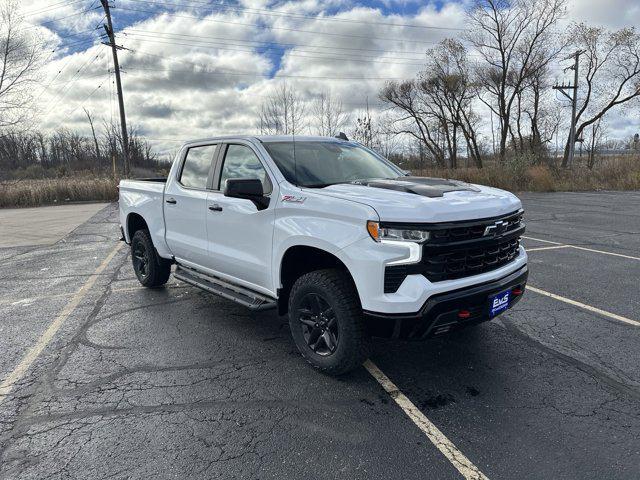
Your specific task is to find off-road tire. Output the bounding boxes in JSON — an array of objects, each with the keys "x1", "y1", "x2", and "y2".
[
  {"x1": 288, "y1": 269, "x2": 370, "y2": 375},
  {"x1": 131, "y1": 229, "x2": 171, "y2": 287}
]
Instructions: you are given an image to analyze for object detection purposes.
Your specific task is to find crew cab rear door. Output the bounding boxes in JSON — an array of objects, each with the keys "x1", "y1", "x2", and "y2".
[
  {"x1": 205, "y1": 141, "x2": 276, "y2": 294},
  {"x1": 164, "y1": 143, "x2": 219, "y2": 267}
]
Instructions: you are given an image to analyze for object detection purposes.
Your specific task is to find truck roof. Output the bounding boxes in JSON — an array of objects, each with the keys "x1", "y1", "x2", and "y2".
[{"x1": 182, "y1": 135, "x2": 351, "y2": 146}]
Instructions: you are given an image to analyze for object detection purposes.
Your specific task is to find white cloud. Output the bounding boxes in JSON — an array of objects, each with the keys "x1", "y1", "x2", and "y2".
[
  {"x1": 567, "y1": 0, "x2": 640, "y2": 29},
  {"x1": 22, "y1": 0, "x2": 640, "y2": 153}
]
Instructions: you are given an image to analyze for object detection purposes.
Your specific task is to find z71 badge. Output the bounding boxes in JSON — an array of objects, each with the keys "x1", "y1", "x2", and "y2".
[{"x1": 281, "y1": 195, "x2": 306, "y2": 203}]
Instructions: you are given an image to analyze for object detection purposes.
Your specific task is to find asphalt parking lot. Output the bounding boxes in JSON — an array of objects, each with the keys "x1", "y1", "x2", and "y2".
[{"x1": 0, "y1": 191, "x2": 638, "y2": 480}]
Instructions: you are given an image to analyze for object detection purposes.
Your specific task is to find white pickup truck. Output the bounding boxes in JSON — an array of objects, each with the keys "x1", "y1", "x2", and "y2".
[{"x1": 119, "y1": 135, "x2": 528, "y2": 374}]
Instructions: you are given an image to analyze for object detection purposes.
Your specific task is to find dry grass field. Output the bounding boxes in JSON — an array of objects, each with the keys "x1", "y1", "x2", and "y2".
[
  {"x1": 0, "y1": 156, "x2": 638, "y2": 208},
  {"x1": 417, "y1": 155, "x2": 640, "y2": 192},
  {"x1": 0, "y1": 177, "x2": 118, "y2": 208}
]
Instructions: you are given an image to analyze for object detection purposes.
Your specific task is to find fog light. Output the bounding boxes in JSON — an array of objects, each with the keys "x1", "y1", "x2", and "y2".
[
  {"x1": 512, "y1": 287, "x2": 523, "y2": 296},
  {"x1": 458, "y1": 310, "x2": 471, "y2": 319}
]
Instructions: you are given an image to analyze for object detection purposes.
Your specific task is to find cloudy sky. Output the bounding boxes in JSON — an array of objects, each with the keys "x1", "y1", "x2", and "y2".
[{"x1": 19, "y1": 0, "x2": 640, "y2": 154}]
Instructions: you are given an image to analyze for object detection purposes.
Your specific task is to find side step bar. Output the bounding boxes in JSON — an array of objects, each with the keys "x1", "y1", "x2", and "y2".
[{"x1": 174, "y1": 265, "x2": 277, "y2": 311}]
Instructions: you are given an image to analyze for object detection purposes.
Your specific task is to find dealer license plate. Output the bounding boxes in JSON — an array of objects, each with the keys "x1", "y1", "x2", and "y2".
[{"x1": 489, "y1": 289, "x2": 511, "y2": 318}]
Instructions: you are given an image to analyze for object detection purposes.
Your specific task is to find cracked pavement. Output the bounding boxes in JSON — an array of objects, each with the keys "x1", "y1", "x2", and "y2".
[{"x1": 0, "y1": 191, "x2": 639, "y2": 479}]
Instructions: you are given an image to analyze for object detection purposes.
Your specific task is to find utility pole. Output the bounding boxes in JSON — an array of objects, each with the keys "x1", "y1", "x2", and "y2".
[
  {"x1": 553, "y1": 50, "x2": 585, "y2": 168},
  {"x1": 100, "y1": 0, "x2": 130, "y2": 178}
]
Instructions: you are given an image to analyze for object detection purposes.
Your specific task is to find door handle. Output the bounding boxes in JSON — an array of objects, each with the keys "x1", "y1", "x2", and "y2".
[
  {"x1": 166, "y1": 198, "x2": 177, "y2": 204},
  {"x1": 208, "y1": 204, "x2": 223, "y2": 212}
]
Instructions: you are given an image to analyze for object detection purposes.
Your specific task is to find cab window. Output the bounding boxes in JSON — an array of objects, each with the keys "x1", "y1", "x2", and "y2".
[
  {"x1": 180, "y1": 145, "x2": 216, "y2": 189},
  {"x1": 218, "y1": 145, "x2": 271, "y2": 193}
]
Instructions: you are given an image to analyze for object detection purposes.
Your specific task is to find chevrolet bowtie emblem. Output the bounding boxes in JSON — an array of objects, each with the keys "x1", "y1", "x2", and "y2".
[{"x1": 484, "y1": 220, "x2": 507, "y2": 236}]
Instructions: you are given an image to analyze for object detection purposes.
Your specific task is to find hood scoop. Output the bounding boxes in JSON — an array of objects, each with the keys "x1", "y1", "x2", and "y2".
[{"x1": 354, "y1": 177, "x2": 480, "y2": 198}]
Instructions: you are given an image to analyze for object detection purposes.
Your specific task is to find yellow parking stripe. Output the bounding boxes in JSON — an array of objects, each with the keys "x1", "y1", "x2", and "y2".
[{"x1": 0, "y1": 242, "x2": 124, "y2": 406}]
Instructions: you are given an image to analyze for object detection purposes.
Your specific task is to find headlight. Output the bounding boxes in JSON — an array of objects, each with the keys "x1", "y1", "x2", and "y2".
[{"x1": 367, "y1": 221, "x2": 430, "y2": 243}]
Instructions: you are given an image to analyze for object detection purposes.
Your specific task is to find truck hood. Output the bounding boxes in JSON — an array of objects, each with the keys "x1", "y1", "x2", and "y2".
[{"x1": 316, "y1": 177, "x2": 522, "y2": 223}]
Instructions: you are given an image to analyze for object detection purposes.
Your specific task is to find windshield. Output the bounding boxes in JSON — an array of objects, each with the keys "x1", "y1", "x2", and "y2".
[{"x1": 262, "y1": 141, "x2": 402, "y2": 187}]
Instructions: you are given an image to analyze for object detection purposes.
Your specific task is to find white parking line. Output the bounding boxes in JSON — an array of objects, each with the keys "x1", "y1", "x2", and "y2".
[
  {"x1": 525, "y1": 245, "x2": 571, "y2": 252},
  {"x1": 364, "y1": 360, "x2": 489, "y2": 480},
  {"x1": 522, "y1": 235, "x2": 563, "y2": 245},
  {"x1": 0, "y1": 291, "x2": 77, "y2": 306},
  {"x1": 567, "y1": 245, "x2": 640, "y2": 261},
  {"x1": 0, "y1": 242, "x2": 124, "y2": 406},
  {"x1": 523, "y1": 235, "x2": 640, "y2": 261},
  {"x1": 527, "y1": 286, "x2": 640, "y2": 327},
  {"x1": 0, "y1": 284, "x2": 189, "y2": 307}
]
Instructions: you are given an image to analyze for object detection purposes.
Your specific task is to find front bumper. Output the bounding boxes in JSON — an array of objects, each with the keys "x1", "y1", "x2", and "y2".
[{"x1": 364, "y1": 266, "x2": 528, "y2": 339}]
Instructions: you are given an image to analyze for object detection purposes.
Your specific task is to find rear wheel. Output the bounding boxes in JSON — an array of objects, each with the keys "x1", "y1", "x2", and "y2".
[
  {"x1": 131, "y1": 229, "x2": 171, "y2": 287},
  {"x1": 288, "y1": 269, "x2": 370, "y2": 375}
]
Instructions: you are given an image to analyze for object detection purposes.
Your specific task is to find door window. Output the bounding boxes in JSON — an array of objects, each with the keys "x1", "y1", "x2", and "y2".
[
  {"x1": 218, "y1": 145, "x2": 271, "y2": 193},
  {"x1": 179, "y1": 145, "x2": 217, "y2": 189}
]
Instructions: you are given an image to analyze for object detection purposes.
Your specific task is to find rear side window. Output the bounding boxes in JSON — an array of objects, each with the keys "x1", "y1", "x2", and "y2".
[
  {"x1": 218, "y1": 144, "x2": 271, "y2": 193},
  {"x1": 180, "y1": 145, "x2": 217, "y2": 189}
]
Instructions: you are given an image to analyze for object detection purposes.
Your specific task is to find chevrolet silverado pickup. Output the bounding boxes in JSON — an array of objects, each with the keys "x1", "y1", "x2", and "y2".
[{"x1": 119, "y1": 135, "x2": 528, "y2": 374}]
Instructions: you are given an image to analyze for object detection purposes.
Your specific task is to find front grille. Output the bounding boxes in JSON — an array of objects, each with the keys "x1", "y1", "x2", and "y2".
[
  {"x1": 383, "y1": 210, "x2": 524, "y2": 291},
  {"x1": 429, "y1": 211, "x2": 523, "y2": 244},
  {"x1": 422, "y1": 236, "x2": 520, "y2": 282}
]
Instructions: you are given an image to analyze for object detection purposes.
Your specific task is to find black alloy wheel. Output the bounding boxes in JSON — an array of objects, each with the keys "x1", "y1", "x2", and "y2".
[
  {"x1": 132, "y1": 239, "x2": 150, "y2": 281},
  {"x1": 296, "y1": 292, "x2": 339, "y2": 356},
  {"x1": 287, "y1": 269, "x2": 370, "y2": 375},
  {"x1": 130, "y1": 229, "x2": 171, "y2": 287}
]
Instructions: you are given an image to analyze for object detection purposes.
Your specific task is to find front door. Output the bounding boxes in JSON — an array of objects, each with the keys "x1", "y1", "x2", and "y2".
[
  {"x1": 205, "y1": 143, "x2": 276, "y2": 294},
  {"x1": 164, "y1": 143, "x2": 218, "y2": 268}
]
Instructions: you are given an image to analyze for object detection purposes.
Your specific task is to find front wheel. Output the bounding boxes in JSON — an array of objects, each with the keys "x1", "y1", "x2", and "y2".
[
  {"x1": 131, "y1": 229, "x2": 171, "y2": 287},
  {"x1": 288, "y1": 269, "x2": 370, "y2": 375}
]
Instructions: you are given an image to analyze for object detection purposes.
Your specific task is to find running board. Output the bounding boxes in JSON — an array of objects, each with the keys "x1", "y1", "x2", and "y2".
[{"x1": 174, "y1": 265, "x2": 276, "y2": 311}]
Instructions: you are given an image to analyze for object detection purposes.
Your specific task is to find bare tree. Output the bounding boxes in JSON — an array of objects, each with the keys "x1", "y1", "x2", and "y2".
[
  {"x1": 380, "y1": 39, "x2": 483, "y2": 168},
  {"x1": 561, "y1": 24, "x2": 640, "y2": 166},
  {"x1": 375, "y1": 111, "x2": 404, "y2": 159},
  {"x1": 0, "y1": 124, "x2": 158, "y2": 177},
  {"x1": 514, "y1": 61, "x2": 560, "y2": 158},
  {"x1": 467, "y1": 0, "x2": 565, "y2": 161},
  {"x1": 311, "y1": 91, "x2": 349, "y2": 137},
  {"x1": 258, "y1": 82, "x2": 306, "y2": 135},
  {"x1": 352, "y1": 101, "x2": 375, "y2": 148},
  {"x1": 585, "y1": 117, "x2": 605, "y2": 169},
  {"x1": 380, "y1": 79, "x2": 446, "y2": 167},
  {"x1": 0, "y1": 0, "x2": 42, "y2": 129},
  {"x1": 427, "y1": 39, "x2": 484, "y2": 168}
]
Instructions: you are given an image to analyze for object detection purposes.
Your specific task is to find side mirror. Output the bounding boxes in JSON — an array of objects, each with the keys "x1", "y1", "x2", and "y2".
[
  {"x1": 224, "y1": 178, "x2": 270, "y2": 210},
  {"x1": 402, "y1": 170, "x2": 412, "y2": 176}
]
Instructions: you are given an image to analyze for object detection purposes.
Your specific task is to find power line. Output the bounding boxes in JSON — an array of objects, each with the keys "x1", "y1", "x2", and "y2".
[
  {"x1": 116, "y1": 5, "x2": 452, "y2": 45},
  {"x1": 121, "y1": 34, "x2": 430, "y2": 67},
  {"x1": 32, "y1": 39, "x2": 98, "y2": 104},
  {"x1": 65, "y1": 71, "x2": 110, "y2": 117},
  {"x1": 121, "y1": 47, "x2": 409, "y2": 80},
  {"x1": 29, "y1": 35, "x2": 99, "y2": 53},
  {"x1": 125, "y1": 0, "x2": 466, "y2": 32},
  {"x1": 42, "y1": 49, "x2": 106, "y2": 117},
  {"x1": 124, "y1": 29, "x2": 434, "y2": 58},
  {"x1": 20, "y1": 0, "x2": 88, "y2": 18},
  {"x1": 123, "y1": 65, "x2": 406, "y2": 81},
  {"x1": 119, "y1": 28, "x2": 559, "y2": 67},
  {"x1": 48, "y1": 70, "x2": 108, "y2": 87},
  {"x1": 31, "y1": 16, "x2": 106, "y2": 107},
  {"x1": 28, "y1": 5, "x2": 103, "y2": 28}
]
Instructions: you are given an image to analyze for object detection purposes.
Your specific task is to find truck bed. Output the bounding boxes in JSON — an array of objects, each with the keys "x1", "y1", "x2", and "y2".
[{"x1": 119, "y1": 179, "x2": 168, "y2": 250}]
